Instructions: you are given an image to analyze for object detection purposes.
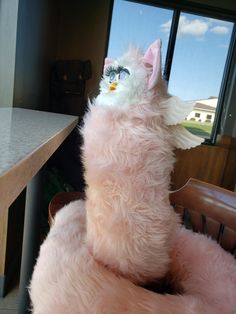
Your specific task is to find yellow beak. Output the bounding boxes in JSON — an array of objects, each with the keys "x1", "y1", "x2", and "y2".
[{"x1": 109, "y1": 82, "x2": 118, "y2": 91}]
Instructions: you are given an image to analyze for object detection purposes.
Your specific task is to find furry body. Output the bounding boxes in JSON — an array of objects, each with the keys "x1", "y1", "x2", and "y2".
[
  {"x1": 30, "y1": 200, "x2": 236, "y2": 314},
  {"x1": 80, "y1": 41, "x2": 200, "y2": 284},
  {"x1": 82, "y1": 102, "x2": 179, "y2": 283},
  {"x1": 80, "y1": 42, "x2": 182, "y2": 283}
]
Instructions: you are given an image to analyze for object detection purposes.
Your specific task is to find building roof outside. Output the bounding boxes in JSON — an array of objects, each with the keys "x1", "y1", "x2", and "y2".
[
  {"x1": 196, "y1": 98, "x2": 218, "y2": 108},
  {"x1": 185, "y1": 98, "x2": 218, "y2": 113},
  {"x1": 194, "y1": 102, "x2": 216, "y2": 112}
]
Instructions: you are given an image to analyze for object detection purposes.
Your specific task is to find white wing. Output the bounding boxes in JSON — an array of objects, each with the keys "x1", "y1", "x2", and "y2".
[
  {"x1": 162, "y1": 96, "x2": 195, "y2": 125},
  {"x1": 169, "y1": 124, "x2": 204, "y2": 149}
]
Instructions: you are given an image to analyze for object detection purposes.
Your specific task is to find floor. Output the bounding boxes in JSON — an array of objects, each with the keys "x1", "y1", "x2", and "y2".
[{"x1": 0, "y1": 284, "x2": 18, "y2": 314}]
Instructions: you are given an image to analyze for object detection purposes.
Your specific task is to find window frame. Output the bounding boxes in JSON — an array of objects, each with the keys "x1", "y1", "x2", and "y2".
[{"x1": 107, "y1": 0, "x2": 236, "y2": 145}]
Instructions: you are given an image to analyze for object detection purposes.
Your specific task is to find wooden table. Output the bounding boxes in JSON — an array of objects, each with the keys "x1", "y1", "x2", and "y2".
[{"x1": 0, "y1": 108, "x2": 78, "y2": 313}]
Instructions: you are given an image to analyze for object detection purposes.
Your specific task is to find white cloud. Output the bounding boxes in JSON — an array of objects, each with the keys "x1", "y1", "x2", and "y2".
[
  {"x1": 161, "y1": 16, "x2": 209, "y2": 37},
  {"x1": 161, "y1": 20, "x2": 171, "y2": 33},
  {"x1": 161, "y1": 15, "x2": 231, "y2": 38},
  {"x1": 178, "y1": 16, "x2": 209, "y2": 36},
  {"x1": 207, "y1": 18, "x2": 232, "y2": 27},
  {"x1": 220, "y1": 44, "x2": 228, "y2": 48},
  {"x1": 210, "y1": 26, "x2": 229, "y2": 34}
]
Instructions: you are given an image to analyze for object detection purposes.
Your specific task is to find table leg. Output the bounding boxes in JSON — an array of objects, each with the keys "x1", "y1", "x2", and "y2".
[
  {"x1": 0, "y1": 206, "x2": 8, "y2": 297},
  {"x1": 18, "y1": 169, "x2": 44, "y2": 314}
]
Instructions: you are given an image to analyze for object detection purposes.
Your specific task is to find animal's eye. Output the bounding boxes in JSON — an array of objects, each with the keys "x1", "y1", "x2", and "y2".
[
  {"x1": 118, "y1": 68, "x2": 130, "y2": 80},
  {"x1": 109, "y1": 71, "x2": 116, "y2": 82}
]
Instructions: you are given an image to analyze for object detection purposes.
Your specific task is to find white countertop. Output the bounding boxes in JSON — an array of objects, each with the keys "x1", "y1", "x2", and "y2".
[
  {"x1": 0, "y1": 107, "x2": 78, "y2": 176},
  {"x1": 0, "y1": 107, "x2": 78, "y2": 209}
]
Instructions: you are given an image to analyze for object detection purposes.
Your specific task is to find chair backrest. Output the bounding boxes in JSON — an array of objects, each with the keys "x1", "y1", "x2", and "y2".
[
  {"x1": 48, "y1": 191, "x2": 85, "y2": 225},
  {"x1": 170, "y1": 178, "x2": 236, "y2": 255},
  {"x1": 48, "y1": 179, "x2": 236, "y2": 255}
]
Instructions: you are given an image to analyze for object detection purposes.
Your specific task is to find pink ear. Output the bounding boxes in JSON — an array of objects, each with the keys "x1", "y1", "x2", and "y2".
[
  {"x1": 104, "y1": 58, "x2": 114, "y2": 66},
  {"x1": 142, "y1": 39, "x2": 162, "y2": 90},
  {"x1": 103, "y1": 58, "x2": 114, "y2": 73}
]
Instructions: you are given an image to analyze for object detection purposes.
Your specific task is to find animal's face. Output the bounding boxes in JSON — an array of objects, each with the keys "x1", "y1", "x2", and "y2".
[
  {"x1": 96, "y1": 40, "x2": 163, "y2": 109},
  {"x1": 96, "y1": 52, "x2": 148, "y2": 108},
  {"x1": 104, "y1": 64, "x2": 131, "y2": 92}
]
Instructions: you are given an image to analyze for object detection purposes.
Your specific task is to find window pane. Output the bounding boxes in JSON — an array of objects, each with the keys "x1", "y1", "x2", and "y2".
[
  {"x1": 168, "y1": 13, "x2": 234, "y2": 139},
  {"x1": 107, "y1": 0, "x2": 173, "y2": 67}
]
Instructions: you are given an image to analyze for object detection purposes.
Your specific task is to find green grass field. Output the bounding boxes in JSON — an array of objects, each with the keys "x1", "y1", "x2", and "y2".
[{"x1": 182, "y1": 120, "x2": 213, "y2": 138}]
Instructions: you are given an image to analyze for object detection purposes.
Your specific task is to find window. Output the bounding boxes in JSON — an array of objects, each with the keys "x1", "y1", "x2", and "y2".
[
  {"x1": 107, "y1": 0, "x2": 173, "y2": 64},
  {"x1": 107, "y1": 0, "x2": 235, "y2": 144}
]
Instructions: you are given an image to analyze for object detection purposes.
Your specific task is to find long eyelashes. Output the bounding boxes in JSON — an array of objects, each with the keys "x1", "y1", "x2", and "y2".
[
  {"x1": 105, "y1": 65, "x2": 116, "y2": 77},
  {"x1": 117, "y1": 66, "x2": 130, "y2": 76},
  {"x1": 104, "y1": 65, "x2": 130, "y2": 77}
]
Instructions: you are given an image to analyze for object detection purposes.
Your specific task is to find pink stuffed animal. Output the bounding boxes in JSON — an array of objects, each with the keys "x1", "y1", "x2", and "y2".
[
  {"x1": 82, "y1": 39, "x2": 203, "y2": 284},
  {"x1": 30, "y1": 40, "x2": 236, "y2": 314}
]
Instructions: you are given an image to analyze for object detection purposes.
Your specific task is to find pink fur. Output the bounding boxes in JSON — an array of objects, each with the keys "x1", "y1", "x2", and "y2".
[
  {"x1": 82, "y1": 102, "x2": 179, "y2": 283},
  {"x1": 169, "y1": 228, "x2": 236, "y2": 313},
  {"x1": 30, "y1": 201, "x2": 236, "y2": 314},
  {"x1": 30, "y1": 41, "x2": 236, "y2": 313}
]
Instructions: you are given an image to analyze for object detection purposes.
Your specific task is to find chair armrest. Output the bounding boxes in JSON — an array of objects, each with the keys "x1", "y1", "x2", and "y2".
[{"x1": 170, "y1": 178, "x2": 236, "y2": 254}]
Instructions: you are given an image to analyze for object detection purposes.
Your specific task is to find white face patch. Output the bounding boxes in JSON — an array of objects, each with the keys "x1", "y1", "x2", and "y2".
[
  {"x1": 103, "y1": 65, "x2": 131, "y2": 94},
  {"x1": 105, "y1": 66, "x2": 130, "y2": 84},
  {"x1": 96, "y1": 52, "x2": 148, "y2": 109}
]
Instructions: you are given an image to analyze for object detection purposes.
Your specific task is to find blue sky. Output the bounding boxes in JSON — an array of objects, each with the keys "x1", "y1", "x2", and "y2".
[{"x1": 107, "y1": 0, "x2": 234, "y2": 101}]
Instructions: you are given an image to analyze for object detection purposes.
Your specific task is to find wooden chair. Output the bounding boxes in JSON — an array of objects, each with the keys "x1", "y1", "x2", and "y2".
[
  {"x1": 48, "y1": 191, "x2": 85, "y2": 225},
  {"x1": 170, "y1": 178, "x2": 236, "y2": 255},
  {"x1": 48, "y1": 178, "x2": 236, "y2": 254}
]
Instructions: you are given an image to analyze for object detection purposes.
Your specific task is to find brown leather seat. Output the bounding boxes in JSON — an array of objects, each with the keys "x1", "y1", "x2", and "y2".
[
  {"x1": 48, "y1": 178, "x2": 236, "y2": 254},
  {"x1": 170, "y1": 178, "x2": 236, "y2": 255},
  {"x1": 48, "y1": 191, "x2": 85, "y2": 225}
]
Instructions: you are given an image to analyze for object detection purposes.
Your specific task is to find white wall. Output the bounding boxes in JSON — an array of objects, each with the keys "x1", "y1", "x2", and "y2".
[
  {"x1": 187, "y1": 110, "x2": 215, "y2": 123},
  {"x1": 0, "y1": 0, "x2": 19, "y2": 108}
]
